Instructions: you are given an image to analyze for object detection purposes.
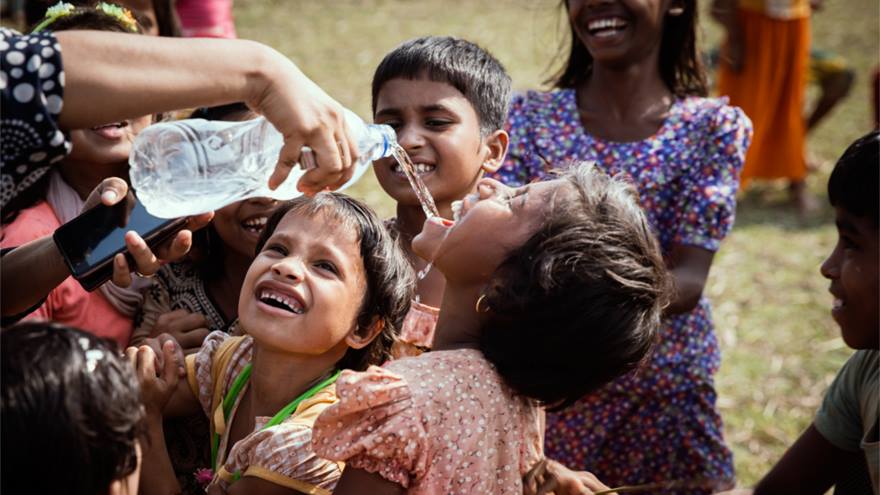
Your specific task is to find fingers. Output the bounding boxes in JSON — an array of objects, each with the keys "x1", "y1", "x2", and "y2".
[
  {"x1": 155, "y1": 310, "x2": 207, "y2": 334},
  {"x1": 112, "y1": 253, "x2": 133, "y2": 288},
  {"x1": 523, "y1": 458, "x2": 547, "y2": 495},
  {"x1": 295, "y1": 128, "x2": 347, "y2": 194},
  {"x1": 186, "y1": 212, "x2": 214, "y2": 232},
  {"x1": 83, "y1": 177, "x2": 129, "y2": 211},
  {"x1": 124, "y1": 231, "x2": 160, "y2": 276},
  {"x1": 156, "y1": 333, "x2": 185, "y2": 377},
  {"x1": 160, "y1": 339, "x2": 181, "y2": 387},
  {"x1": 175, "y1": 327, "x2": 210, "y2": 350},
  {"x1": 153, "y1": 230, "x2": 192, "y2": 263},
  {"x1": 269, "y1": 138, "x2": 306, "y2": 191},
  {"x1": 99, "y1": 177, "x2": 129, "y2": 206}
]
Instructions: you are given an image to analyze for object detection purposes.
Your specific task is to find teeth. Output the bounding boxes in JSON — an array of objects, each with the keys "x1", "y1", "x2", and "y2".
[
  {"x1": 259, "y1": 289, "x2": 304, "y2": 314},
  {"x1": 392, "y1": 163, "x2": 435, "y2": 175},
  {"x1": 243, "y1": 216, "x2": 268, "y2": 229},
  {"x1": 451, "y1": 200, "x2": 463, "y2": 222},
  {"x1": 832, "y1": 298, "x2": 844, "y2": 310},
  {"x1": 588, "y1": 17, "x2": 626, "y2": 32}
]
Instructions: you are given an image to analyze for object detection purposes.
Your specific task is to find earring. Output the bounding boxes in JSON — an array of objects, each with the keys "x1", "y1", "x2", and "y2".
[
  {"x1": 475, "y1": 294, "x2": 491, "y2": 313},
  {"x1": 668, "y1": 6, "x2": 684, "y2": 15}
]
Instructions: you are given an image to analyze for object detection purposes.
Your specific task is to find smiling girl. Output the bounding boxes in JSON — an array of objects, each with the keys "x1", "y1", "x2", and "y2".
[
  {"x1": 493, "y1": 0, "x2": 753, "y2": 490},
  {"x1": 131, "y1": 193, "x2": 413, "y2": 495}
]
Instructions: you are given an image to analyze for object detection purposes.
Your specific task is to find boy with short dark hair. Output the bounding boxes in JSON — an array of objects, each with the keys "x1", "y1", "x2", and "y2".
[
  {"x1": 369, "y1": 36, "x2": 512, "y2": 355},
  {"x1": 755, "y1": 130, "x2": 879, "y2": 494}
]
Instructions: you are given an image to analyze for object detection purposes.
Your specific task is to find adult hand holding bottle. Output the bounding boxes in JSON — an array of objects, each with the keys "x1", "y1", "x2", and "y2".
[{"x1": 10, "y1": 30, "x2": 357, "y2": 197}]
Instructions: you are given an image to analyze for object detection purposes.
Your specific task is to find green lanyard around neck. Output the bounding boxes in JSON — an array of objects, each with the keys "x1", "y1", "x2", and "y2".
[{"x1": 210, "y1": 364, "x2": 341, "y2": 475}]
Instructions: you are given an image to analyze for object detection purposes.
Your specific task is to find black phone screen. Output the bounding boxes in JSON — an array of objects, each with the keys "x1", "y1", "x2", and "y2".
[{"x1": 54, "y1": 198, "x2": 182, "y2": 278}]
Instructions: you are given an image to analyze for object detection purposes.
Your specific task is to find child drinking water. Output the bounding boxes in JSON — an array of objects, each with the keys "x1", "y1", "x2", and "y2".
[
  {"x1": 312, "y1": 163, "x2": 669, "y2": 494},
  {"x1": 369, "y1": 36, "x2": 511, "y2": 356},
  {"x1": 2, "y1": 322, "x2": 145, "y2": 495},
  {"x1": 0, "y1": 3, "x2": 152, "y2": 347},
  {"x1": 130, "y1": 103, "x2": 278, "y2": 494},
  {"x1": 493, "y1": 0, "x2": 753, "y2": 489},
  {"x1": 130, "y1": 193, "x2": 414, "y2": 494}
]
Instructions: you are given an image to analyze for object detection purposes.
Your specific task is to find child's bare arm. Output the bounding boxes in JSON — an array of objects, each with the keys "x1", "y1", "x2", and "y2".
[
  {"x1": 127, "y1": 341, "x2": 185, "y2": 495},
  {"x1": 332, "y1": 467, "x2": 405, "y2": 495},
  {"x1": 753, "y1": 424, "x2": 860, "y2": 494},
  {"x1": 664, "y1": 244, "x2": 715, "y2": 315}
]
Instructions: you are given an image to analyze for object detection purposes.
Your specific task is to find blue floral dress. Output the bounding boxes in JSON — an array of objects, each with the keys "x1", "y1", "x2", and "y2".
[{"x1": 493, "y1": 89, "x2": 752, "y2": 493}]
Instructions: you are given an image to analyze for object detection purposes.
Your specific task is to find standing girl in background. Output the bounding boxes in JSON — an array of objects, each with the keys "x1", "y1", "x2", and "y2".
[
  {"x1": 713, "y1": 0, "x2": 814, "y2": 214},
  {"x1": 493, "y1": 0, "x2": 752, "y2": 491}
]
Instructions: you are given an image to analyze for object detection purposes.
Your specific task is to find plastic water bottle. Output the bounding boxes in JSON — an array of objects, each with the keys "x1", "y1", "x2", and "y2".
[{"x1": 129, "y1": 109, "x2": 396, "y2": 218}]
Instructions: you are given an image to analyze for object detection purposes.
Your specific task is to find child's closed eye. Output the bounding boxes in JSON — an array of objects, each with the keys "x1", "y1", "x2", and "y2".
[{"x1": 263, "y1": 243, "x2": 288, "y2": 256}]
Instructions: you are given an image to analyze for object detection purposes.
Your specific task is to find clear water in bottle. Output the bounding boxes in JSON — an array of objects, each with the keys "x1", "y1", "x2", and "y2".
[{"x1": 130, "y1": 109, "x2": 396, "y2": 218}]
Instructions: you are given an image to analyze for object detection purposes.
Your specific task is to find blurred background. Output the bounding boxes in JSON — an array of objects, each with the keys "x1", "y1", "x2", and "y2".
[{"x1": 5, "y1": 0, "x2": 879, "y2": 487}]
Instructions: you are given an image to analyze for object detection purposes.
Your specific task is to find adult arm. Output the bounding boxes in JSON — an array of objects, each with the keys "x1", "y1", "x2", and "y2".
[
  {"x1": 753, "y1": 424, "x2": 858, "y2": 495},
  {"x1": 54, "y1": 31, "x2": 357, "y2": 192},
  {"x1": 665, "y1": 243, "x2": 715, "y2": 315},
  {"x1": 0, "y1": 178, "x2": 208, "y2": 317}
]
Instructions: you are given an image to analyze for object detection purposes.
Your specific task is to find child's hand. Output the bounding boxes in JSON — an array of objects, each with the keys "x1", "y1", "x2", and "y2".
[
  {"x1": 523, "y1": 458, "x2": 614, "y2": 495},
  {"x1": 127, "y1": 338, "x2": 182, "y2": 416},
  {"x1": 150, "y1": 309, "x2": 211, "y2": 355}
]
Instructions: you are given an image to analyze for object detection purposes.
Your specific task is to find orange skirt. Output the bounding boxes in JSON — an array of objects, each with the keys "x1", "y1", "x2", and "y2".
[{"x1": 716, "y1": 9, "x2": 810, "y2": 182}]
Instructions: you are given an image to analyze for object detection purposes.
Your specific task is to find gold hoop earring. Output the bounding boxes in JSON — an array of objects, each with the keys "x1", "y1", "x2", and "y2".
[
  {"x1": 668, "y1": 6, "x2": 684, "y2": 15},
  {"x1": 475, "y1": 294, "x2": 491, "y2": 313}
]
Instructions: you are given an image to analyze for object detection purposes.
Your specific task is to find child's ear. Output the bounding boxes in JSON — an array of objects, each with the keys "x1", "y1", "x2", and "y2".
[
  {"x1": 345, "y1": 319, "x2": 385, "y2": 349},
  {"x1": 481, "y1": 129, "x2": 509, "y2": 174}
]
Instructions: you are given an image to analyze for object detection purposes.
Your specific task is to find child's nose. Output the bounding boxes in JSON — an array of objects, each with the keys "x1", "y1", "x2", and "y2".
[
  {"x1": 396, "y1": 125, "x2": 425, "y2": 151},
  {"x1": 476, "y1": 178, "x2": 509, "y2": 199},
  {"x1": 272, "y1": 258, "x2": 305, "y2": 282}
]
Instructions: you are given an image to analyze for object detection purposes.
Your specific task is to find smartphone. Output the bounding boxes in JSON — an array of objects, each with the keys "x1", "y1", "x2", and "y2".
[{"x1": 53, "y1": 194, "x2": 188, "y2": 291}]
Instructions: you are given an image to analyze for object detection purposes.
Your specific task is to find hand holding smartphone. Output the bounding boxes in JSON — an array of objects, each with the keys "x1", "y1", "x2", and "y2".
[{"x1": 53, "y1": 193, "x2": 187, "y2": 291}]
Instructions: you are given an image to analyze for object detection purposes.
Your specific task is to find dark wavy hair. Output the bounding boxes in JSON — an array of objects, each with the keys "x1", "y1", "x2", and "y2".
[
  {"x1": 372, "y1": 36, "x2": 512, "y2": 135},
  {"x1": 255, "y1": 193, "x2": 415, "y2": 371},
  {"x1": 480, "y1": 163, "x2": 670, "y2": 410},
  {"x1": 1, "y1": 322, "x2": 145, "y2": 495},
  {"x1": 828, "y1": 130, "x2": 879, "y2": 226},
  {"x1": 549, "y1": 0, "x2": 707, "y2": 97}
]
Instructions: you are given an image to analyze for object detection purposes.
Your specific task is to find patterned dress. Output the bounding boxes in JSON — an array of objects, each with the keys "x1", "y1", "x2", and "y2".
[
  {"x1": 493, "y1": 89, "x2": 752, "y2": 493},
  {"x1": 312, "y1": 349, "x2": 544, "y2": 494}
]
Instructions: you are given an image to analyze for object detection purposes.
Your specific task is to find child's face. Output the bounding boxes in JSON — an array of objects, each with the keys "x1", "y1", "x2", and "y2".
[
  {"x1": 372, "y1": 76, "x2": 506, "y2": 209},
  {"x1": 413, "y1": 178, "x2": 574, "y2": 284},
  {"x1": 821, "y1": 207, "x2": 879, "y2": 349},
  {"x1": 68, "y1": 115, "x2": 152, "y2": 166},
  {"x1": 212, "y1": 197, "x2": 278, "y2": 259},
  {"x1": 567, "y1": 0, "x2": 676, "y2": 65},
  {"x1": 238, "y1": 210, "x2": 368, "y2": 357}
]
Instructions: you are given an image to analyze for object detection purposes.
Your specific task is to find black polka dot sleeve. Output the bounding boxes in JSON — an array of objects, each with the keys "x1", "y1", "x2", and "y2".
[{"x1": 1, "y1": 27, "x2": 69, "y2": 211}]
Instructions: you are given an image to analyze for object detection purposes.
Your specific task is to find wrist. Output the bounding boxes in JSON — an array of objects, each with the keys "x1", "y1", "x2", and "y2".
[{"x1": 243, "y1": 42, "x2": 287, "y2": 113}]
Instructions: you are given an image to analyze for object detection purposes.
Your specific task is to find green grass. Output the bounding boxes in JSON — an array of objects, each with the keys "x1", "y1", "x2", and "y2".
[{"x1": 233, "y1": 0, "x2": 878, "y2": 487}]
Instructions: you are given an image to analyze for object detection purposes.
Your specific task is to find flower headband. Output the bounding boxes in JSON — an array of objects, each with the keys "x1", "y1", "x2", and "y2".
[{"x1": 32, "y1": 1, "x2": 139, "y2": 33}]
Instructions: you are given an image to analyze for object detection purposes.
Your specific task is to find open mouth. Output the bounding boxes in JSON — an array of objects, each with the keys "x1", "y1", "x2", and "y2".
[
  {"x1": 586, "y1": 17, "x2": 629, "y2": 38},
  {"x1": 91, "y1": 121, "x2": 129, "y2": 140},
  {"x1": 242, "y1": 216, "x2": 268, "y2": 235},
  {"x1": 258, "y1": 288, "x2": 304, "y2": 315},
  {"x1": 391, "y1": 162, "x2": 435, "y2": 177},
  {"x1": 451, "y1": 199, "x2": 464, "y2": 222}
]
